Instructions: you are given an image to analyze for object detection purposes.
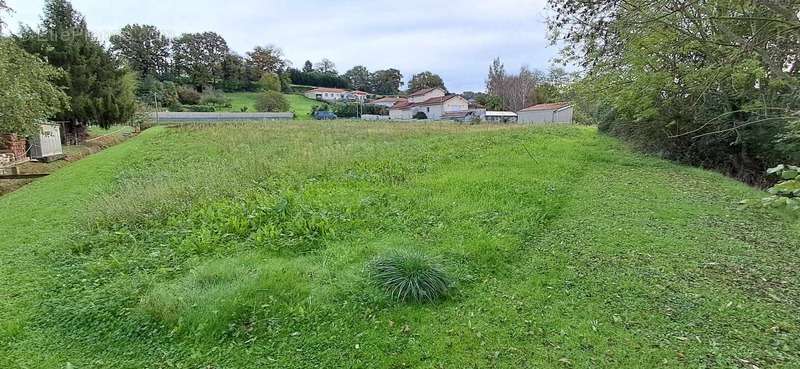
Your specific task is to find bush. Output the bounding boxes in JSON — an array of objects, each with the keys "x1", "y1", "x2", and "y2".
[
  {"x1": 368, "y1": 250, "x2": 451, "y2": 303},
  {"x1": 287, "y1": 68, "x2": 351, "y2": 89},
  {"x1": 258, "y1": 73, "x2": 281, "y2": 92},
  {"x1": 255, "y1": 91, "x2": 290, "y2": 112},
  {"x1": 330, "y1": 103, "x2": 388, "y2": 118},
  {"x1": 177, "y1": 86, "x2": 202, "y2": 105},
  {"x1": 742, "y1": 164, "x2": 800, "y2": 213},
  {"x1": 180, "y1": 104, "x2": 216, "y2": 112},
  {"x1": 311, "y1": 104, "x2": 331, "y2": 115},
  {"x1": 413, "y1": 112, "x2": 428, "y2": 120},
  {"x1": 200, "y1": 90, "x2": 231, "y2": 107}
]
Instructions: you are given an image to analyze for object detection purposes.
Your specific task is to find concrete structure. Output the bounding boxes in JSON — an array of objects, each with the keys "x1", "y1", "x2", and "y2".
[
  {"x1": 486, "y1": 111, "x2": 518, "y2": 123},
  {"x1": 517, "y1": 102, "x2": 574, "y2": 124},
  {"x1": 29, "y1": 123, "x2": 63, "y2": 162},
  {"x1": 371, "y1": 97, "x2": 407, "y2": 108},
  {"x1": 442, "y1": 109, "x2": 486, "y2": 123}
]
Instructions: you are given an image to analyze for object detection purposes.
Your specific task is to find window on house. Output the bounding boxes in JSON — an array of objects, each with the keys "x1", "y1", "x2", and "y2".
[{"x1": 427, "y1": 107, "x2": 430, "y2": 113}]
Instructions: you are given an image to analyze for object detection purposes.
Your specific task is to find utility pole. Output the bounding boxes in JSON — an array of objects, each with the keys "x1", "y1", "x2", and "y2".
[{"x1": 153, "y1": 92, "x2": 160, "y2": 126}]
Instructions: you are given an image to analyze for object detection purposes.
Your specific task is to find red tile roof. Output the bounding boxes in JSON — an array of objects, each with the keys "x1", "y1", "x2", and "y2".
[
  {"x1": 390, "y1": 95, "x2": 465, "y2": 110},
  {"x1": 351, "y1": 90, "x2": 368, "y2": 95},
  {"x1": 520, "y1": 102, "x2": 572, "y2": 112},
  {"x1": 391, "y1": 101, "x2": 414, "y2": 110},
  {"x1": 372, "y1": 97, "x2": 407, "y2": 103},
  {"x1": 416, "y1": 95, "x2": 460, "y2": 106},
  {"x1": 308, "y1": 87, "x2": 347, "y2": 93}
]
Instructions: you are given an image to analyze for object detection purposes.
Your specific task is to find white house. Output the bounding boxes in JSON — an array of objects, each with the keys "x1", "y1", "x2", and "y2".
[
  {"x1": 345, "y1": 90, "x2": 369, "y2": 102},
  {"x1": 305, "y1": 87, "x2": 346, "y2": 101},
  {"x1": 305, "y1": 88, "x2": 368, "y2": 102},
  {"x1": 389, "y1": 95, "x2": 470, "y2": 120},
  {"x1": 389, "y1": 87, "x2": 473, "y2": 120},
  {"x1": 517, "y1": 102, "x2": 574, "y2": 124}
]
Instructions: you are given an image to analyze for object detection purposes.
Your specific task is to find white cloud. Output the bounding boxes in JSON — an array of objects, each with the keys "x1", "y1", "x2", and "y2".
[{"x1": 5, "y1": 0, "x2": 560, "y2": 92}]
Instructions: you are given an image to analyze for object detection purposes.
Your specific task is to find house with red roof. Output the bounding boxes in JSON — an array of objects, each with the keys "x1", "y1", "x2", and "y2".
[
  {"x1": 388, "y1": 87, "x2": 472, "y2": 120},
  {"x1": 304, "y1": 87, "x2": 368, "y2": 102},
  {"x1": 517, "y1": 102, "x2": 574, "y2": 124},
  {"x1": 371, "y1": 96, "x2": 407, "y2": 108}
]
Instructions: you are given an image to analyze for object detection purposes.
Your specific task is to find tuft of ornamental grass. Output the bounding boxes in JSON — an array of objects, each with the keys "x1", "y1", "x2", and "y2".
[{"x1": 368, "y1": 249, "x2": 451, "y2": 303}]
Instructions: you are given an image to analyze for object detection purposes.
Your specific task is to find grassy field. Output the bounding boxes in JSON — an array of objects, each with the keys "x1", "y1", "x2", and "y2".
[
  {"x1": 1, "y1": 122, "x2": 798, "y2": 368},
  {"x1": 222, "y1": 92, "x2": 318, "y2": 118},
  {"x1": 0, "y1": 125, "x2": 135, "y2": 196}
]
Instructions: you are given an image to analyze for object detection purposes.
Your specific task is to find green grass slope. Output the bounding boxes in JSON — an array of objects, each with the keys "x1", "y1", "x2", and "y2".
[
  {"x1": 223, "y1": 92, "x2": 318, "y2": 118},
  {"x1": 1, "y1": 122, "x2": 798, "y2": 368}
]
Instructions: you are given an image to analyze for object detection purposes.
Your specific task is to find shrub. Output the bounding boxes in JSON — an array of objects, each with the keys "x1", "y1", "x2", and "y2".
[
  {"x1": 742, "y1": 164, "x2": 800, "y2": 213},
  {"x1": 181, "y1": 104, "x2": 216, "y2": 112},
  {"x1": 258, "y1": 73, "x2": 282, "y2": 92},
  {"x1": 413, "y1": 112, "x2": 428, "y2": 120},
  {"x1": 255, "y1": 91, "x2": 290, "y2": 112},
  {"x1": 200, "y1": 90, "x2": 231, "y2": 107},
  {"x1": 312, "y1": 104, "x2": 331, "y2": 114},
  {"x1": 368, "y1": 250, "x2": 451, "y2": 303},
  {"x1": 177, "y1": 86, "x2": 202, "y2": 105},
  {"x1": 287, "y1": 68, "x2": 351, "y2": 89},
  {"x1": 330, "y1": 103, "x2": 388, "y2": 118}
]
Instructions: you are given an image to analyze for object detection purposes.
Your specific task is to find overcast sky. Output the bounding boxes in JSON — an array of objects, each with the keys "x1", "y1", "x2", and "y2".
[{"x1": 4, "y1": 0, "x2": 559, "y2": 92}]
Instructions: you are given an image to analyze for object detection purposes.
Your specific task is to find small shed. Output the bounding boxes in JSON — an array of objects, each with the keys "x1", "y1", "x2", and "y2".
[
  {"x1": 517, "y1": 102, "x2": 574, "y2": 124},
  {"x1": 485, "y1": 111, "x2": 518, "y2": 123},
  {"x1": 29, "y1": 123, "x2": 64, "y2": 162}
]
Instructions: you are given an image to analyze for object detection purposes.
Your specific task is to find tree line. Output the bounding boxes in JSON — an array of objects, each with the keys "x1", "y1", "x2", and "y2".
[
  {"x1": 458, "y1": 59, "x2": 573, "y2": 112},
  {"x1": 547, "y1": 0, "x2": 800, "y2": 184}
]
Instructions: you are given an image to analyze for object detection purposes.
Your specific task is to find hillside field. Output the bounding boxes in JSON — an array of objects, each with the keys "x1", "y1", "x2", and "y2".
[
  {"x1": 1, "y1": 122, "x2": 798, "y2": 368},
  {"x1": 222, "y1": 92, "x2": 318, "y2": 118}
]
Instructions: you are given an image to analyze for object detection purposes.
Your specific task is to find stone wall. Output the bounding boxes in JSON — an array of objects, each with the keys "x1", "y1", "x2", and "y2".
[{"x1": 0, "y1": 134, "x2": 28, "y2": 165}]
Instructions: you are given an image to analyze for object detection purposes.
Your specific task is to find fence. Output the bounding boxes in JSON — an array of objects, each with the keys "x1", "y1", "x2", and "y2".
[{"x1": 150, "y1": 112, "x2": 294, "y2": 123}]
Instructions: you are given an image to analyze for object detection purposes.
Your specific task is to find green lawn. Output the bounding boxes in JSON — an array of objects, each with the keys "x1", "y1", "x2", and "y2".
[
  {"x1": 222, "y1": 92, "x2": 318, "y2": 118},
  {"x1": 1, "y1": 122, "x2": 798, "y2": 368}
]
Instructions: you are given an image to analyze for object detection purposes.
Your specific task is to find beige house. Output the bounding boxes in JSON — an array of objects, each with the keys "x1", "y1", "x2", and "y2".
[
  {"x1": 388, "y1": 87, "x2": 471, "y2": 120},
  {"x1": 517, "y1": 102, "x2": 574, "y2": 124}
]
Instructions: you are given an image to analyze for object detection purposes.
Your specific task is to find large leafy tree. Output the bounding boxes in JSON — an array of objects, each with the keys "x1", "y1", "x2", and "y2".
[
  {"x1": 343, "y1": 65, "x2": 371, "y2": 92},
  {"x1": 220, "y1": 53, "x2": 259, "y2": 92},
  {"x1": 408, "y1": 71, "x2": 446, "y2": 93},
  {"x1": 109, "y1": 24, "x2": 171, "y2": 80},
  {"x1": 172, "y1": 32, "x2": 229, "y2": 90},
  {"x1": 302, "y1": 60, "x2": 313, "y2": 73},
  {"x1": 246, "y1": 45, "x2": 287, "y2": 76},
  {"x1": 15, "y1": 0, "x2": 136, "y2": 128},
  {"x1": 0, "y1": 39, "x2": 69, "y2": 135},
  {"x1": 370, "y1": 69, "x2": 403, "y2": 95},
  {"x1": 0, "y1": 0, "x2": 9, "y2": 33},
  {"x1": 548, "y1": 0, "x2": 800, "y2": 183},
  {"x1": 485, "y1": 58, "x2": 537, "y2": 111},
  {"x1": 314, "y1": 58, "x2": 337, "y2": 75}
]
